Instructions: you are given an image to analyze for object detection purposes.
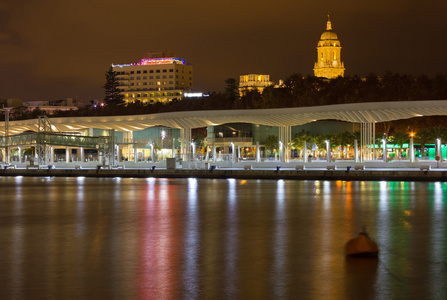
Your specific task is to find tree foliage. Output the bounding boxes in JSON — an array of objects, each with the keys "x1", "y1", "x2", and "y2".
[
  {"x1": 104, "y1": 66, "x2": 124, "y2": 106},
  {"x1": 7, "y1": 72, "x2": 447, "y2": 122}
]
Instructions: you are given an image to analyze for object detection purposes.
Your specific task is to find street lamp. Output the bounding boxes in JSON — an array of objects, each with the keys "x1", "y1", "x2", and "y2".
[
  {"x1": 150, "y1": 143, "x2": 154, "y2": 162},
  {"x1": 1, "y1": 109, "x2": 9, "y2": 164},
  {"x1": 161, "y1": 130, "x2": 166, "y2": 148},
  {"x1": 279, "y1": 141, "x2": 283, "y2": 162},
  {"x1": 191, "y1": 142, "x2": 195, "y2": 160}
]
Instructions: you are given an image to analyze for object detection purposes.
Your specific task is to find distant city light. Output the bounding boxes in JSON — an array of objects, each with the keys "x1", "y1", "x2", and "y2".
[
  {"x1": 140, "y1": 58, "x2": 186, "y2": 65},
  {"x1": 113, "y1": 57, "x2": 187, "y2": 68},
  {"x1": 184, "y1": 92, "x2": 206, "y2": 98}
]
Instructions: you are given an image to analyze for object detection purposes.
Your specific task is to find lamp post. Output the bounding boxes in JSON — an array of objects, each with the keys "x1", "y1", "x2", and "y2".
[
  {"x1": 161, "y1": 130, "x2": 166, "y2": 160},
  {"x1": 191, "y1": 142, "x2": 196, "y2": 160},
  {"x1": 150, "y1": 143, "x2": 154, "y2": 162},
  {"x1": 382, "y1": 139, "x2": 387, "y2": 162},
  {"x1": 279, "y1": 141, "x2": 283, "y2": 162},
  {"x1": 1, "y1": 109, "x2": 9, "y2": 164},
  {"x1": 409, "y1": 133, "x2": 414, "y2": 163},
  {"x1": 326, "y1": 140, "x2": 330, "y2": 162}
]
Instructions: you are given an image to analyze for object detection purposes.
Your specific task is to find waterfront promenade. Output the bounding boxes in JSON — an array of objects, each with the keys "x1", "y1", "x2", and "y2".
[{"x1": 2, "y1": 160, "x2": 447, "y2": 181}]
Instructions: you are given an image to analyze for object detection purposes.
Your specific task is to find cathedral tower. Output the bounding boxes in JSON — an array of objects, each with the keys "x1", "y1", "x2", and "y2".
[{"x1": 313, "y1": 15, "x2": 345, "y2": 79}]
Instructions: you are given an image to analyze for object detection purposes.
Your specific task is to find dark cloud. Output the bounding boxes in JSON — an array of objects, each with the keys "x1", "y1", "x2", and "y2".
[{"x1": 1, "y1": 0, "x2": 447, "y2": 101}]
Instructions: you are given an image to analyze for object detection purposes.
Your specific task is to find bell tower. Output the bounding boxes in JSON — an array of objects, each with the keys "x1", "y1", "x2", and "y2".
[{"x1": 313, "y1": 15, "x2": 345, "y2": 79}]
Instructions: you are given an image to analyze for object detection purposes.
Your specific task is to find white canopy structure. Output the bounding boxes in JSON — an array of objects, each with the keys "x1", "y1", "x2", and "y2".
[{"x1": 2, "y1": 100, "x2": 447, "y2": 135}]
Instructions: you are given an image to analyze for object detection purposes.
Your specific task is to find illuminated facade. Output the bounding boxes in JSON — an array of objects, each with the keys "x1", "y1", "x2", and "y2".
[
  {"x1": 313, "y1": 16, "x2": 345, "y2": 79},
  {"x1": 112, "y1": 54, "x2": 193, "y2": 104},
  {"x1": 239, "y1": 74, "x2": 273, "y2": 96}
]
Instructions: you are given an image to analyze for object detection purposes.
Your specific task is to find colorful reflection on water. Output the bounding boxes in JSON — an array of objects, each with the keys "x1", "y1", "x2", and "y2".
[{"x1": 0, "y1": 177, "x2": 446, "y2": 299}]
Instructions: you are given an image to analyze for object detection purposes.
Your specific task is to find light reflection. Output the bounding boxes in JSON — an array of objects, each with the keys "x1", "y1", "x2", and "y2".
[
  {"x1": 430, "y1": 181, "x2": 445, "y2": 297},
  {"x1": 224, "y1": 178, "x2": 238, "y2": 297},
  {"x1": 75, "y1": 179, "x2": 86, "y2": 236},
  {"x1": 272, "y1": 179, "x2": 286, "y2": 298},
  {"x1": 323, "y1": 181, "x2": 331, "y2": 208},
  {"x1": 146, "y1": 177, "x2": 156, "y2": 183},
  {"x1": 183, "y1": 176, "x2": 200, "y2": 298}
]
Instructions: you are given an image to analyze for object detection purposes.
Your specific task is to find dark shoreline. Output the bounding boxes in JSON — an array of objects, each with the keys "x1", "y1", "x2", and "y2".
[{"x1": 1, "y1": 168, "x2": 447, "y2": 182}]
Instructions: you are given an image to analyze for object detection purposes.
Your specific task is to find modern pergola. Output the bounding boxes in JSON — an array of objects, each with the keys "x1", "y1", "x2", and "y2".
[{"x1": 2, "y1": 100, "x2": 447, "y2": 163}]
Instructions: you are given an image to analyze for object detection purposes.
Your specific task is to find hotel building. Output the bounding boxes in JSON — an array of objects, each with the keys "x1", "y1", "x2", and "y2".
[{"x1": 112, "y1": 53, "x2": 193, "y2": 104}]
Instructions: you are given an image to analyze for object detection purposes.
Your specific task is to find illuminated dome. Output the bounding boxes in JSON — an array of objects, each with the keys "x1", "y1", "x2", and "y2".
[
  {"x1": 319, "y1": 17, "x2": 338, "y2": 40},
  {"x1": 320, "y1": 30, "x2": 338, "y2": 41},
  {"x1": 313, "y1": 15, "x2": 345, "y2": 79}
]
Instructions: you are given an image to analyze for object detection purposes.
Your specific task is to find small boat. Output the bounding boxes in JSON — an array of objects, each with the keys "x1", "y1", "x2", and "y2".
[{"x1": 345, "y1": 227, "x2": 379, "y2": 257}]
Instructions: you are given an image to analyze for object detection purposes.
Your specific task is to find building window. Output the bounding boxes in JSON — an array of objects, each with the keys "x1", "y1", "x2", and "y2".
[
  {"x1": 137, "y1": 71, "x2": 141, "y2": 74},
  {"x1": 150, "y1": 70, "x2": 154, "y2": 73},
  {"x1": 130, "y1": 77, "x2": 134, "y2": 80},
  {"x1": 136, "y1": 77, "x2": 140, "y2": 80},
  {"x1": 143, "y1": 70, "x2": 147, "y2": 74},
  {"x1": 169, "y1": 69, "x2": 173, "y2": 72},
  {"x1": 150, "y1": 76, "x2": 153, "y2": 79},
  {"x1": 143, "y1": 76, "x2": 147, "y2": 79},
  {"x1": 169, "y1": 81, "x2": 173, "y2": 84},
  {"x1": 156, "y1": 76, "x2": 160, "y2": 79},
  {"x1": 156, "y1": 70, "x2": 160, "y2": 73},
  {"x1": 163, "y1": 69, "x2": 167, "y2": 73},
  {"x1": 130, "y1": 71, "x2": 134, "y2": 74},
  {"x1": 143, "y1": 82, "x2": 147, "y2": 85},
  {"x1": 162, "y1": 75, "x2": 167, "y2": 79},
  {"x1": 169, "y1": 75, "x2": 173, "y2": 78}
]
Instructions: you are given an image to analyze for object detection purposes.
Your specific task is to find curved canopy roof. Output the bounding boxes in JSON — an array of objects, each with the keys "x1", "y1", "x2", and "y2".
[{"x1": 1, "y1": 100, "x2": 447, "y2": 135}]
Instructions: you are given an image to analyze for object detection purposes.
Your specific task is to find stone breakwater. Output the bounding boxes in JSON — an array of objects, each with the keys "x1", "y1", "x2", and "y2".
[{"x1": 2, "y1": 168, "x2": 447, "y2": 182}]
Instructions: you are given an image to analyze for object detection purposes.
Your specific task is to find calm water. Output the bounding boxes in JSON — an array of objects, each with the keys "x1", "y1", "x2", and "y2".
[{"x1": 0, "y1": 177, "x2": 446, "y2": 300}]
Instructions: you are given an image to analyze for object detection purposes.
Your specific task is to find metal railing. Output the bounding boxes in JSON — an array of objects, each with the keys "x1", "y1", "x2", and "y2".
[{"x1": 0, "y1": 132, "x2": 109, "y2": 148}]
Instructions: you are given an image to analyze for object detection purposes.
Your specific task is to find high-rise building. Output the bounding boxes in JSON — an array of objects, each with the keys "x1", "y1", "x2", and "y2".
[
  {"x1": 313, "y1": 16, "x2": 345, "y2": 79},
  {"x1": 112, "y1": 53, "x2": 193, "y2": 104},
  {"x1": 239, "y1": 74, "x2": 273, "y2": 96}
]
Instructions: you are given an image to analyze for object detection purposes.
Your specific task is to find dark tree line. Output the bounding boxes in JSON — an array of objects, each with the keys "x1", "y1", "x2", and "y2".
[{"x1": 2, "y1": 72, "x2": 447, "y2": 121}]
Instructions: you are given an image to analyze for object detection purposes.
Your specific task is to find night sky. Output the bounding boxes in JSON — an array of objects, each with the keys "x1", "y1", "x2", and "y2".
[{"x1": 1, "y1": 1, "x2": 446, "y2": 102}]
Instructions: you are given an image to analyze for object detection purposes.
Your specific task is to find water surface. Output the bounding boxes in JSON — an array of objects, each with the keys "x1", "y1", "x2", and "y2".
[{"x1": 0, "y1": 177, "x2": 446, "y2": 299}]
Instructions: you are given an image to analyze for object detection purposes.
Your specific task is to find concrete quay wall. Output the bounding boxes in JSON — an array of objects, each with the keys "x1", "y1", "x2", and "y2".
[{"x1": 2, "y1": 168, "x2": 447, "y2": 182}]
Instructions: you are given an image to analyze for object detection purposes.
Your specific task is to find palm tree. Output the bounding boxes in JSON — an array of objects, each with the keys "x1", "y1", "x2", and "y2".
[
  {"x1": 292, "y1": 130, "x2": 312, "y2": 159},
  {"x1": 333, "y1": 131, "x2": 355, "y2": 159},
  {"x1": 264, "y1": 135, "x2": 279, "y2": 158},
  {"x1": 390, "y1": 132, "x2": 410, "y2": 158},
  {"x1": 414, "y1": 129, "x2": 432, "y2": 157},
  {"x1": 428, "y1": 126, "x2": 447, "y2": 141},
  {"x1": 192, "y1": 134, "x2": 207, "y2": 158}
]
